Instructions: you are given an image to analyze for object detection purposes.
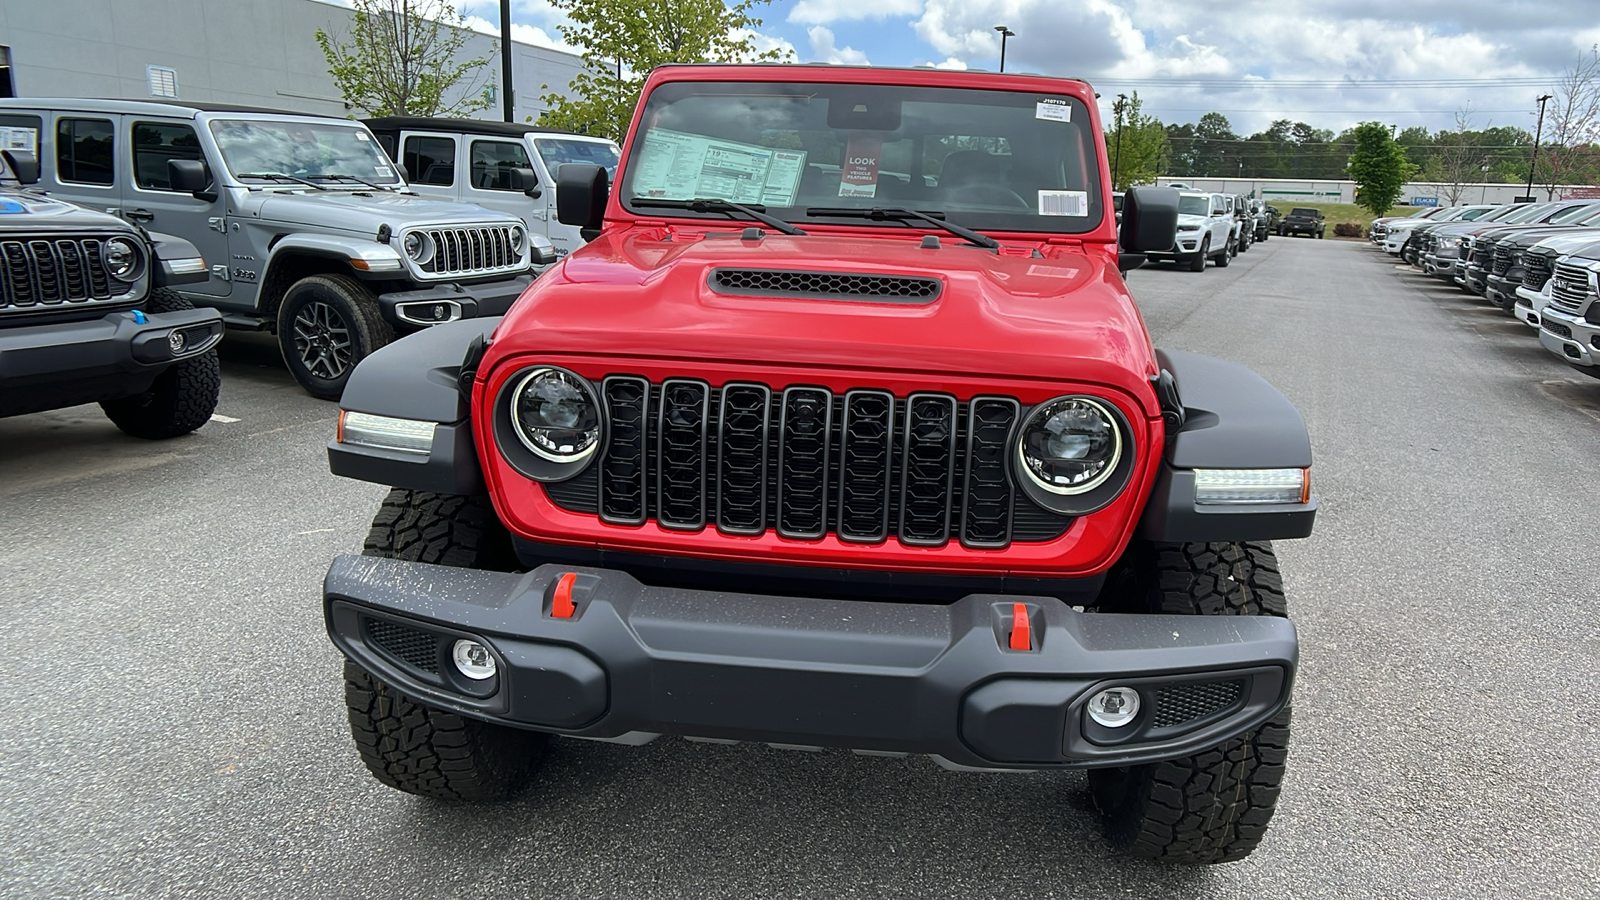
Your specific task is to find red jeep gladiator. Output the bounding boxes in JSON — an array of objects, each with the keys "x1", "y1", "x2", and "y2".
[{"x1": 322, "y1": 64, "x2": 1315, "y2": 864}]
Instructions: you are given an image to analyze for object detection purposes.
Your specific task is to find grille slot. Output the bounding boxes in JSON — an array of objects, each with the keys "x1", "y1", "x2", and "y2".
[
  {"x1": 1524, "y1": 253, "x2": 1554, "y2": 290},
  {"x1": 656, "y1": 379, "x2": 710, "y2": 530},
  {"x1": 414, "y1": 224, "x2": 525, "y2": 278},
  {"x1": 1490, "y1": 245, "x2": 1514, "y2": 276},
  {"x1": 364, "y1": 617, "x2": 439, "y2": 674},
  {"x1": 568, "y1": 380, "x2": 1076, "y2": 548},
  {"x1": 1151, "y1": 680, "x2": 1244, "y2": 729},
  {"x1": 0, "y1": 236, "x2": 126, "y2": 312},
  {"x1": 1549, "y1": 261, "x2": 1592, "y2": 314},
  {"x1": 710, "y1": 268, "x2": 941, "y2": 302}
]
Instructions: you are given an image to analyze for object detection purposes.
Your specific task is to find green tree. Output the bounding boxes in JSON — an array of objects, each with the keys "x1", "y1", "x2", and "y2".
[
  {"x1": 538, "y1": 0, "x2": 790, "y2": 141},
  {"x1": 1106, "y1": 91, "x2": 1168, "y2": 190},
  {"x1": 315, "y1": 0, "x2": 494, "y2": 117},
  {"x1": 1347, "y1": 121, "x2": 1417, "y2": 216}
]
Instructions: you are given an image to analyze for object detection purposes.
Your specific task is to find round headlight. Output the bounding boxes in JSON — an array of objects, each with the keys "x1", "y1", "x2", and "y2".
[
  {"x1": 510, "y1": 225, "x2": 525, "y2": 247},
  {"x1": 103, "y1": 237, "x2": 140, "y2": 280},
  {"x1": 1017, "y1": 397, "x2": 1122, "y2": 495},
  {"x1": 402, "y1": 231, "x2": 430, "y2": 262},
  {"x1": 510, "y1": 367, "x2": 601, "y2": 463}
]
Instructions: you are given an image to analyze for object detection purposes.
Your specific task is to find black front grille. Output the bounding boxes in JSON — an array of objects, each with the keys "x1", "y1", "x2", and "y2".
[
  {"x1": 1524, "y1": 253, "x2": 1554, "y2": 290},
  {"x1": 1151, "y1": 679, "x2": 1243, "y2": 729},
  {"x1": 0, "y1": 236, "x2": 125, "y2": 312},
  {"x1": 549, "y1": 379, "x2": 1076, "y2": 548},
  {"x1": 1491, "y1": 245, "x2": 1515, "y2": 276},
  {"x1": 1470, "y1": 240, "x2": 1495, "y2": 267},
  {"x1": 710, "y1": 268, "x2": 941, "y2": 302},
  {"x1": 1546, "y1": 320, "x2": 1574, "y2": 339},
  {"x1": 364, "y1": 617, "x2": 439, "y2": 673}
]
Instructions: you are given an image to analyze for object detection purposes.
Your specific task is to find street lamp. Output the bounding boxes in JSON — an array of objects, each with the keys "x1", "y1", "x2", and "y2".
[
  {"x1": 499, "y1": 0, "x2": 514, "y2": 122},
  {"x1": 1525, "y1": 93, "x2": 1553, "y2": 200},
  {"x1": 994, "y1": 26, "x2": 1015, "y2": 73},
  {"x1": 1480, "y1": 162, "x2": 1491, "y2": 202},
  {"x1": 1112, "y1": 93, "x2": 1127, "y2": 191}
]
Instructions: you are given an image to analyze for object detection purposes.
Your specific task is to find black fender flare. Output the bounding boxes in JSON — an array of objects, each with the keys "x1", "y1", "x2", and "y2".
[
  {"x1": 327, "y1": 318, "x2": 498, "y2": 495},
  {"x1": 1137, "y1": 349, "x2": 1317, "y2": 542}
]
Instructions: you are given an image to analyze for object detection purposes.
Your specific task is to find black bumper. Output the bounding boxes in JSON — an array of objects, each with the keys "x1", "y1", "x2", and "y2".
[
  {"x1": 324, "y1": 554, "x2": 1297, "y2": 770},
  {"x1": 1463, "y1": 265, "x2": 1489, "y2": 294},
  {"x1": 0, "y1": 307, "x2": 223, "y2": 417},
  {"x1": 377, "y1": 275, "x2": 533, "y2": 328}
]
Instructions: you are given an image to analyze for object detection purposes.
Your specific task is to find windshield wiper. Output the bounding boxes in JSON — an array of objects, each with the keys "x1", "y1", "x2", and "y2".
[
  {"x1": 631, "y1": 197, "x2": 807, "y2": 236},
  {"x1": 804, "y1": 206, "x2": 1000, "y2": 249},
  {"x1": 235, "y1": 172, "x2": 327, "y2": 190},
  {"x1": 310, "y1": 174, "x2": 390, "y2": 191}
]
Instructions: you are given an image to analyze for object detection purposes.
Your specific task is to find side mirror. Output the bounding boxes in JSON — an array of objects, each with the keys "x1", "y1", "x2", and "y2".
[
  {"x1": 556, "y1": 163, "x2": 609, "y2": 241},
  {"x1": 168, "y1": 159, "x2": 211, "y2": 196},
  {"x1": 512, "y1": 166, "x2": 541, "y2": 199},
  {"x1": 1119, "y1": 186, "x2": 1179, "y2": 271},
  {"x1": 2, "y1": 150, "x2": 40, "y2": 185}
]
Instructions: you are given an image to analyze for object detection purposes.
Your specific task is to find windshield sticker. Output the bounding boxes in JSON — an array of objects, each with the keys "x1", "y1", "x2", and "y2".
[
  {"x1": 632, "y1": 128, "x2": 807, "y2": 207},
  {"x1": 375, "y1": 165, "x2": 394, "y2": 177},
  {"x1": 0, "y1": 126, "x2": 37, "y2": 153},
  {"x1": 838, "y1": 136, "x2": 882, "y2": 198},
  {"x1": 1038, "y1": 190, "x2": 1089, "y2": 216},
  {"x1": 1036, "y1": 99, "x2": 1072, "y2": 123},
  {"x1": 354, "y1": 131, "x2": 370, "y2": 141}
]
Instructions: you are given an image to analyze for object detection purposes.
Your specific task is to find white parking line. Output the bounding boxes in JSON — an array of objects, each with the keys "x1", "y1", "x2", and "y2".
[{"x1": 209, "y1": 413, "x2": 241, "y2": 423}]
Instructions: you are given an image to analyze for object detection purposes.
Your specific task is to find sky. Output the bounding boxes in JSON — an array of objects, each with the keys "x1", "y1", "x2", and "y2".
[{"x1": 450, "y1": 0, "x2": 1600, "y2": 137}]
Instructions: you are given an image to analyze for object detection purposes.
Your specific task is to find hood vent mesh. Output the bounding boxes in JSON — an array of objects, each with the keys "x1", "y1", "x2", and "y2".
[{"x1": 710, "y1": 268, "x2": 941, "y2": 302}]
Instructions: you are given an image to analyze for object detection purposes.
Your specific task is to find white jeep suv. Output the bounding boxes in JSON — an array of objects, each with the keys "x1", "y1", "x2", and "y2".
[{"x1": 1145, "y1": 192, "x2": 1234, "y2": 271}]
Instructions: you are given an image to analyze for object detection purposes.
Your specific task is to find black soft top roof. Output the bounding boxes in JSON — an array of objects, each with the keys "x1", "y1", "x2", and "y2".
[{"x1": 362, "y1": 116, "x2": 594, "y2": 139}]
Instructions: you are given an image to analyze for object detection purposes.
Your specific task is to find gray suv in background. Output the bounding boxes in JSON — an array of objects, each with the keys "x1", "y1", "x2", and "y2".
[{"x1": 0, "y1": 99, "x2": 554, "y2": 398}]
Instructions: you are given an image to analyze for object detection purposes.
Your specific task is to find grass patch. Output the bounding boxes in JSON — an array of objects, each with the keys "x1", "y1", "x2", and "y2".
[{"x1": 1265, "y1": 201, "x2": 1424, "y2": 227}]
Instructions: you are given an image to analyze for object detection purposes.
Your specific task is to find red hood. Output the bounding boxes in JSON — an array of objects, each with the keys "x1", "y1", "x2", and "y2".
[{"x1": 487, "y1": 226, "x2": 1161, "y2": 416}]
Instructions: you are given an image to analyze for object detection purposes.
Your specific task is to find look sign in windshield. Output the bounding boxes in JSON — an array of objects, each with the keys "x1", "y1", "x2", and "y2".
[{"x1": 621, "y1": 80, "x2": 1105, "y2": 234}]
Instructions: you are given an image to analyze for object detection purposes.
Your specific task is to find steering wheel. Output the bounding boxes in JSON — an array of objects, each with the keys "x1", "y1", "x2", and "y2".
[{"x1": 947, "y1": 184, "x2": 1032, "y2": 210}]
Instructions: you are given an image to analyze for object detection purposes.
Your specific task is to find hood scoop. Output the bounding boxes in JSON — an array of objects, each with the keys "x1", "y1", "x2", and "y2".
[{"x1": 709, "y1": 268, "x2": 941, "y2": 303}]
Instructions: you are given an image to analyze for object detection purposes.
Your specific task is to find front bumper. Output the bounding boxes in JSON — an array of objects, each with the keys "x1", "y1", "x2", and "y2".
[
  {"x1": 377, "y1": 274, "x2": 534, "y2": 329},
  {"x1": 1423, "y1": 254, "x2": 1461, "y2": 278},
  {"x1": 1462, "y1": 265, "x2": 1489, "y2": 294},
  {"x1": 0, "y1": 307, "x2": 224, "y2": 416},
  {"x1": 1486, "y1": 272, "x2": 1521, "y2": 304},
  {"x1": 1539, "y1": 308, "x2": 1600, "y2": 372},
  {"x1": 323, "y1": 554, "x2": 1297, "y2": 770}
]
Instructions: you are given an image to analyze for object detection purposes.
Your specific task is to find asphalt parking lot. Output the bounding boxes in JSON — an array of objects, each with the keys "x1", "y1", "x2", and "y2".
[{"x1": 3, "y1": 235, "x2": 1598, "y2": 899}]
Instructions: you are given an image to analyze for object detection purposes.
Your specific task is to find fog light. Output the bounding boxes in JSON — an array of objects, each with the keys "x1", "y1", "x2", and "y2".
[
  {"x1": 451, "y1": 639, "x2": 496, "y2": 680},
  {"x1": 168, "y1": 330, "x2": 186, "y2": 353},
  {"x1": 1087, "y1": 687, "x2": 1141, "y2": 728}
]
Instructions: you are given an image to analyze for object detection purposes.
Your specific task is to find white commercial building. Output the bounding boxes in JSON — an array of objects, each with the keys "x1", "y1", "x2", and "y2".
[{"x1": 0, "y1": 0, "x2": 585, "y2": 123}]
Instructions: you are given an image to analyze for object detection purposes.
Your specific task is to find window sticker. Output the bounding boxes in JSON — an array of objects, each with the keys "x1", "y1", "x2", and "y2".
[
  {"x1": 1036, "y1": 99, "x2": 1071, "y2": 123},
  {"x1": 1038, "y1": 190, "x2": 1089, "y2": 216},
  {"x1": 632, "y1": 128, "x2": 807, "y2": 207},
  {"x1": 0, "y1": 126, "x2": 37, "y2": 153},
  {"x1": 375, "y1": 165, "x2": 394, "y2": 177},
  {"x1": 354, "y1": 131, "x2": 371, "y2": 141},
  {"x1": 838, "y1": 135, "x2": 882, "y2": 198}
]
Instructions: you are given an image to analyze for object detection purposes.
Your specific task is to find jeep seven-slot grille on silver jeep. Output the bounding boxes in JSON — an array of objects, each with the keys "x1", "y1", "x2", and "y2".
[
  {"x1": 1549, "y1": 261, "x2": 1593, "y2": 315},
  {"x1": 414, "y1": 225, "x2": 524, "y2": 278},
  {"x1": 0, "y1": 237, "x2": 123, "y2": 312},
  {"x1": 709, "y1": 268, "x2": 942, "y2": 301},
  {"x1": 542, "y1": 379, "x2": 1076, "y2": 548}
]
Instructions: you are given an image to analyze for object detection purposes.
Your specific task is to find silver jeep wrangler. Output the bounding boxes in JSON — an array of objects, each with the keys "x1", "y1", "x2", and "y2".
[{"x1": 0, "y1": 100, "x2": 555, "y2": 398}]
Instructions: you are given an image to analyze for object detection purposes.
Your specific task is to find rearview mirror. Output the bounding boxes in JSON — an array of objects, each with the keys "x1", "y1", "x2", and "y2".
[
  {"x1": 512, "y1": 166, "x2": 541, "y2": 199},
  {"x1": 1119, "y1": 186, "x2": 1180, "y2": 270},
  {"x1": 168, "y1": 159, "x2": 211, "y2": 196},
  {"x1": 2, "y1": 150, "x2": 40, "y2": 185},
  {"x1": 556, "y1": 163, "x2": 609, "y2": 241}
]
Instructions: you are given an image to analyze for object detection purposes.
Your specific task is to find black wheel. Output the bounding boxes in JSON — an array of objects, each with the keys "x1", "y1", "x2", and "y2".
[
  {"x1": 276, "y1": 274, "x2": 392, "y2": 400},
  {"x1": 1190, "y1": 238, "x2": 1209, "y2": 272},
  {"x1": 99, "y1": 289, "x2": 220, "y2": 439},
  {"x1": 1087, "y1": 541, "x2": 1293, "y2": 864},
  {"x1": 345, "y1": 489, "x2": 545, "y2": 801},
  {"x1": 1317, "y1": 228, "x2": 1325, "y2": 239},
  {"x1": 1215, "y1": 237, "x2": 1232, "y2": 268}
]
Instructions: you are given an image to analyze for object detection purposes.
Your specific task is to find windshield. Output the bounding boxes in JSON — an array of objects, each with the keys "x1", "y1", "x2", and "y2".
[
  {"x1": 1502, "y1": 203, "x2": 1554, "y2": 224},
  {"x1": 621, "y1": 80, "x2": 1104, "y2": 234},
  {"x1": 208, "y1": 119, "x2": 401, "y2": 185},
  {"x1": 1290, "y1": 208, "x2": 1318, "y2": 217},
  {"x1": 535, "y1": 138, "x2": 620, "y2": 181},
  {"x1": 1178, "y1": 195, "x2": 1210, "y2": 215},
  {"x1": 1458, "y1": 208, "x2": 1493, "y2": 220},
  {"x1": 1549, "y1": 203, "x2": 1600, "y2": 225}
]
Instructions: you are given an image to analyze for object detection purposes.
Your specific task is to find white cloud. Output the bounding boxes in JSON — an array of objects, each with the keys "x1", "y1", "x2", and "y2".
[
  {"x1": 807, "y1": 27, "x2": 871, "y2": 66},
  {"x1": 788, "y1": 0, "x2": 922, "y2": 26},
  {"x1": 931, "y1": 57, "x2": 967, "y2": 70},
  {"x1": 734, "y1": 28, "x2": 800, "y2": 62}
]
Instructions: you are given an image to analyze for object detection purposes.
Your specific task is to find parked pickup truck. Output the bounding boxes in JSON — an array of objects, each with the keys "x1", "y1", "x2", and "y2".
[
  {"x1": 1278, "y1": 207, "x2": 1324, "y2": 238},
  {"x1": 321, "y1": 63, "x2": 1316, "y2": 864}
]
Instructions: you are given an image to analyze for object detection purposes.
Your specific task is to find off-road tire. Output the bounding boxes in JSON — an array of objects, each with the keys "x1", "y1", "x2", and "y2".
[
  {"x1": 99, "y1": 289, "x2": 220, "y2": 439},
  {"x1": 277, "y1": 274, "x2": 392, "y2": 401},
  {"x1": 1190, "y1": 238, "x2": 1209, "y2": 272},
  {"x1": 344, "y1": 489, "x2": 544, "y2": 800},
  {"x1": 1088, "y1": 541, "x2": 1293, "y2": 864}
]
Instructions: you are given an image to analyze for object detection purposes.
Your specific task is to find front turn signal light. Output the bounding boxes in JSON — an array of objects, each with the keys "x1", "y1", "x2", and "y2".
[{"x1": 1193, "y1": 468, "x2": 1309, "y2": 505}]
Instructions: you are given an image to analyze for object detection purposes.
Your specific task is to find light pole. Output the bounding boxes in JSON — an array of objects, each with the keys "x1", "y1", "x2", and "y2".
[
  {"x1": 1112, "y1": 93, "x2": 1127, "y2": 191},
  {"x1": 499, "y1": 0, "x2": 514, "y2": 122},
  {"x1": 994, "y1": 26, "x2": 1015, "y2": 73},
  {"x1": 1480, "y1": 162, "x2": 1490, "y2": 202},
  {"x1": 1525, "y1": 93, "x2": 1553, "y2": 200}
]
